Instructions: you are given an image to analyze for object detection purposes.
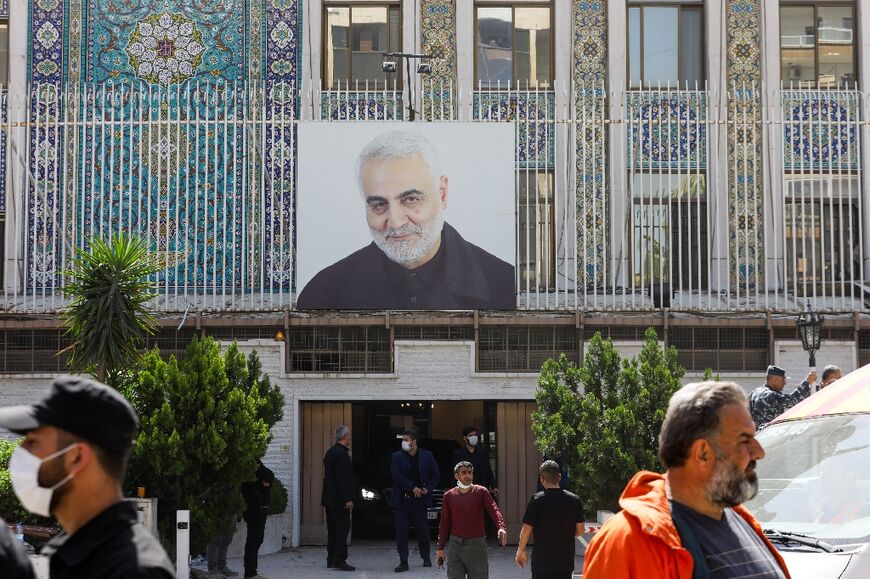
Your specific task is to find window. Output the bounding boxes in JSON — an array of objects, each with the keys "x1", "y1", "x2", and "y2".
[
  {"x1": 630, "y1": 174, "x2": 708, "y2": 290},
  {"x1": 476, "y1": 4, "x2": 552, "y2": 90},
  {"x1": 628, "y1": 4, "x2": 704, "y2": 88},
  {"x1": 323, "y1": 4, "x2": 401, "y2": 90},
  {"x1": 860, "y1": 330, "x2": 870, "y2": 367},
  {"x1": 783, "y1": 175, "x2": 861, "y2": 293},
  {"x1": 477, "y1": 326, "x2": 578, "y2": 372},
  {"x1": 670, "y1": 327, "x2": 768, "y2": 372},
  {"x1": 0, "y1": 19, "x2": 7, "y2": 85},
  {"x1": 393, "y1": 326, "x2": 474, "y2": 340},
  {"x1": 518, "y1": 172, "x2": 555, "y2": 292},
  {"x1": 781, "y1": 4, "x2": 855, "y2": 88},
  {"x1": 289, "y1": 327, "x2": 391, "y2": 372}
]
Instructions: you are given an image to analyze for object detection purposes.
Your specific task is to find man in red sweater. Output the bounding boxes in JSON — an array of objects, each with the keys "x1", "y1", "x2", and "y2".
[{"x1": 436, "y1": 461, "x2": 507, "y2": 579}]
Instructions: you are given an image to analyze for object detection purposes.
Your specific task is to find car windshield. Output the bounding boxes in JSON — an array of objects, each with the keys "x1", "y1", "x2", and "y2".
[{"x1": 745, "y1": 414, "x2": 870, "y2": 547}]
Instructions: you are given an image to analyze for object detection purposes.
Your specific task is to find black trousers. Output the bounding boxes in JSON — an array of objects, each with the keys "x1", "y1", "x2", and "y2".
[
  {"x1": 325, "y1": 506, "x2": 351, "y2": 565},
  {"x1": 394, "y1": 496, "x2": 430, "y2": 563},
  {"x1": 244, "y1": 513, "x2": 267, "y2": 577}
]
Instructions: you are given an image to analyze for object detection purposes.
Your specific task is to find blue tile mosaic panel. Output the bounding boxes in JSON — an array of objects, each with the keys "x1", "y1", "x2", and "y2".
[
  {"x1": 421, "y1": 0, "x2": 456, "y2": 115},
  {"x1": 25, "y1": 0, "x2": 300, "y2": 293},
  {"x1": 781, "y1": 91, "x2": 860, "y2": 172},
  {"x1": 627, "y1": 92, "x2": 707, "y2": 171},
  {"x1": 573, "y1": 1, "x2": 607, "y2": 288},
  {"x1": 727, "y1": 0, "x2": 763, "y2": 290},
  {"x1": 0, "y1": 92, "x2": 5, "y2": 214},
  {"x1": 320, "y1": 92, "x2": 404, "y2": 121},
  {"x1": 472, "y1": 92, "x2": 555, "y2": 170}
]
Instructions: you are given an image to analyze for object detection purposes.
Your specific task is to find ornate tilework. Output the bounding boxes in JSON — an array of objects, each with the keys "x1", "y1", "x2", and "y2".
[
  {"x1": 0, "y1": 0, "x2": 8, "y2": 18},
  {"x1": 263, "y1": 0, "x2": 299, "y2": 291},
  {"x1": 421, "y1": 0, "x2": 456, "y2": 116},
  {"x1": 627, "y1": 92, "x2": 707, "y2": 170},
  {"x1": 24, "y1": 0, "x2": 301, "y2": 295},
  {"x1": 573, "y1": 1, "x2": 607, "y2": 290},
  {"x1": 0, "y1": 92, "x2": 5, "y2": 214},
  {"x1": 727, "y1": 0, "x2": 763, "y2": 290},
  {"x1": 86, "y1": 2, "x2": 245, "y2": 85},
  {"x1": 781, "y1": 91, "x2": 860, "y2": 171},
  {"x1": 320, "y1": 92, "x2": 404, "y2": 121},
  {"x1": 473, "y1": 92, "x2": 555, "y2": 169}
]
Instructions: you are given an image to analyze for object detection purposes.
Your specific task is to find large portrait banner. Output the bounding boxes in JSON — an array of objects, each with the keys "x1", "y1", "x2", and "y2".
[{"x1": 296, "y1": 123, "x2": 516, "y2": 310}]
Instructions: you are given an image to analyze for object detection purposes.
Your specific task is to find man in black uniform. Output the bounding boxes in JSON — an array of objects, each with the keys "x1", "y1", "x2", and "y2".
[
  {"x1": 321, "y1": 425, "x2": 355, "y2": 571},
  {"x1": 516, "y1": 461, "x2": 584, "y2": 579},
  {"x1": 0, "y1": 376, "x2": 174, "y2": 579},
  {"x1": 297, "y1": 130, "x2": 515, "y2": 310},
  {"x1": 0, "y1": 515, "x2": 35, "y2": 579},
  {"x1": 241, "y1": 460, "x2": 275, "y2": 579},
  {"x1": 450, "y1": 426, "x2": 498, "y2": 497}
]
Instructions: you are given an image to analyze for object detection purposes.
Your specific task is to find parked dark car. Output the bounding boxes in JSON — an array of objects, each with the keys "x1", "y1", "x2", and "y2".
[{"x1": 353, "y1": 438, "x2": 460, "y2": 539}]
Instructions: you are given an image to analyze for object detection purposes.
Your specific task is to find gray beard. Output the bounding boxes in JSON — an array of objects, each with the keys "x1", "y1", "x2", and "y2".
[
  {"x1": 370, "y1": 210, "x2": 445, "y2": 266},
  {"x1": 708, "y1": 459, "x2": 759, "y2": 507}
]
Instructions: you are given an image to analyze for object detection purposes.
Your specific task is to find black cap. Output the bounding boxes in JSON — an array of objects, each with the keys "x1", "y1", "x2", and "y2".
[
  {"x1": 767, "y1": 365, "x2": 787, "y2": 377},
  {"x1": 0, "y1": 375, "x2": 138, "y2": 453}
]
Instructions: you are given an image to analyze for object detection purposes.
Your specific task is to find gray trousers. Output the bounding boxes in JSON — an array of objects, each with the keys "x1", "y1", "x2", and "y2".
[
  {"x1": 447, "y1": 536, "x2": 488, "y2": 579},
  {"x1": 206, "y1": 533, "x2": 233, "y2": 571}
]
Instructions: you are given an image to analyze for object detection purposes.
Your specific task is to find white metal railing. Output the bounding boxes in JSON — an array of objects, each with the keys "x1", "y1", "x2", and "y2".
[{"x1": 0, "y1": 81, "x2": 867, "y2": 313}]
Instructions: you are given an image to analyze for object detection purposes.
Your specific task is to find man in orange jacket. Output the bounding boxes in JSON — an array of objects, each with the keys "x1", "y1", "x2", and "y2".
[{"x1": 583, "y1": 381, "x2": 790, "y2": 579}]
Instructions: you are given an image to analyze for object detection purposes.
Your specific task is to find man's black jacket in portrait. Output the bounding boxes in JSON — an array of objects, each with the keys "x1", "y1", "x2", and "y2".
[{"x1": 297, "y1": 223, "x2": 515, "y2": 310}]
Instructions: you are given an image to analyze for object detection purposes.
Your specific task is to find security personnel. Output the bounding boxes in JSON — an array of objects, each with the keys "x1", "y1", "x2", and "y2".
[
  {"x1": 0, "y1": 376, "x2": 174, "y2": 579},
  {"x1": 749, "y1": 365, "x2": 814, "y2": 429},
  {"x1": 450, "y1": 426, "x2": 498, "y2": 496},
  {"x1": 391, "y1": 429, "x2": 440, "y2": 573}
]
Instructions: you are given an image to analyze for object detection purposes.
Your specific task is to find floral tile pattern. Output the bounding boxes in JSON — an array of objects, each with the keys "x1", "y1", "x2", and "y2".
[
  {"x1": 0, "y1": 92, "x2": 5, "y2": 214},
  {"x1": 627, "y1": 92, "x2": 707, "y2": 170},
  {"x1": 781, "y1": 91, "x2": 860, "y2": 171},
  {"x1": 727, "y1": 0, "x2": 763, "y2": 290},
  {"x1": 25, "y1": 0, "x2": 299, "y2": 292},
  {"x1": 421, "y1": 0, "x2": 455, "y2": 115},
  {"x1": 472, "y1": 92, "x2": 555, "y2": 169},
  {"x1": 320, "y1": 92, "x2": 404, "y2": 121},
  {"x1": 573, "y1": 1, "x2": 607, "y2": 289}
]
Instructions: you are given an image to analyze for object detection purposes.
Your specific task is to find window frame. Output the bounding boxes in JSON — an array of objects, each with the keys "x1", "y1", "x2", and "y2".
[
  {"x1": 517, "y1": 170, "x2": 556, "y2": 292},
  {"x1": 321, "y1": 1, "x2": 403, "y2": 91},
  {"x1": 626, "y1": 2, "x2": 706, "y2": 89},
  {"x1": 473, "y1": 2, "x2": 555, "y2": 91},
  {"x1": 779, "y1": 2, "x2": 857, "y2": 89}
]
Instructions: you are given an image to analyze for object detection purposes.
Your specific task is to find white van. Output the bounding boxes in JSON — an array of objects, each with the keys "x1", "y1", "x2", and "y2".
[{"x1": 743, "y1": 364, "x2": 870, "y2": 578}]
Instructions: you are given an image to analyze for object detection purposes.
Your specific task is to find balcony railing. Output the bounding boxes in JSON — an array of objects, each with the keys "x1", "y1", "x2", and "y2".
[{"x1": 0, "y1": 80, "x2": 866, "y2": 313}]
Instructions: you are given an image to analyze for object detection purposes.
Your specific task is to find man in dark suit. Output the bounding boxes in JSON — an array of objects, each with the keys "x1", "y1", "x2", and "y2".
[
  {"x1": 297, "y1": 130, "x2": 515, "y2": 310},
  {"x1": 241, "y1": 460, "x2": 275, "y2": 579},
  {"x1": 391, "y1": 429, "x2": 440, "y2": 573},
  {"x1": 321, "y1": 425, "x2": 355, "y2": 571}
]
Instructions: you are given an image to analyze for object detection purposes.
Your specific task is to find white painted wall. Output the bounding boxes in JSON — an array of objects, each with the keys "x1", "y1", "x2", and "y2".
[{"x1": 774, "y1": 340, "x2": 857, "y2": 376}]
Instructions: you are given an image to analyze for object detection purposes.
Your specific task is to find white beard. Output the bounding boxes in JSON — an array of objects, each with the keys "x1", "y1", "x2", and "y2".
[{"x1": 370, "y1": 208, "x2": 445, "y2": 266}]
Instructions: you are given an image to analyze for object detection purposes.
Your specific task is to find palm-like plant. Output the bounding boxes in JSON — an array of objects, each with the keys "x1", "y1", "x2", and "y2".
[{"x1": 62, "y1": 235, "x2": 162, "y2": 384}]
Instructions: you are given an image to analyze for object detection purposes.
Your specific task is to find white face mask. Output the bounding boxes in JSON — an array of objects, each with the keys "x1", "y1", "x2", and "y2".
[
  {"x1": 401, "y1": 441, "x2": 412, "y2": 452},
  {"x1": 467, "y1": 435, "x2": 479, "y2": 447},
  {"x1": 9, "y1": 444, "x2": 78, "y2": 517},
  {"x1": 457, "y1": 480, "x2": 473, "y2": 490}
]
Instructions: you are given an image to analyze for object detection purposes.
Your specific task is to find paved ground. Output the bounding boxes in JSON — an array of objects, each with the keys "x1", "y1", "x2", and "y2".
[{"x1": 208, "y1": 540, "x2": 585, "y2": 579}]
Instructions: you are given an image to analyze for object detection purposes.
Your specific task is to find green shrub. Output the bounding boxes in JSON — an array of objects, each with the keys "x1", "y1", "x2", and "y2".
[
  {"x1": 270, "y1": 478, "x2": 288, "y2": 515},
  {"x1": 532, "y1": 328, "x2": 684, "y2": 513}
]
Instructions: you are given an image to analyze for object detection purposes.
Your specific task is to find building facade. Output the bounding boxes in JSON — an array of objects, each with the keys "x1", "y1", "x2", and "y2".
[{"x1": 0, "y1": 0, "x2": 869, "y2": 545}]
